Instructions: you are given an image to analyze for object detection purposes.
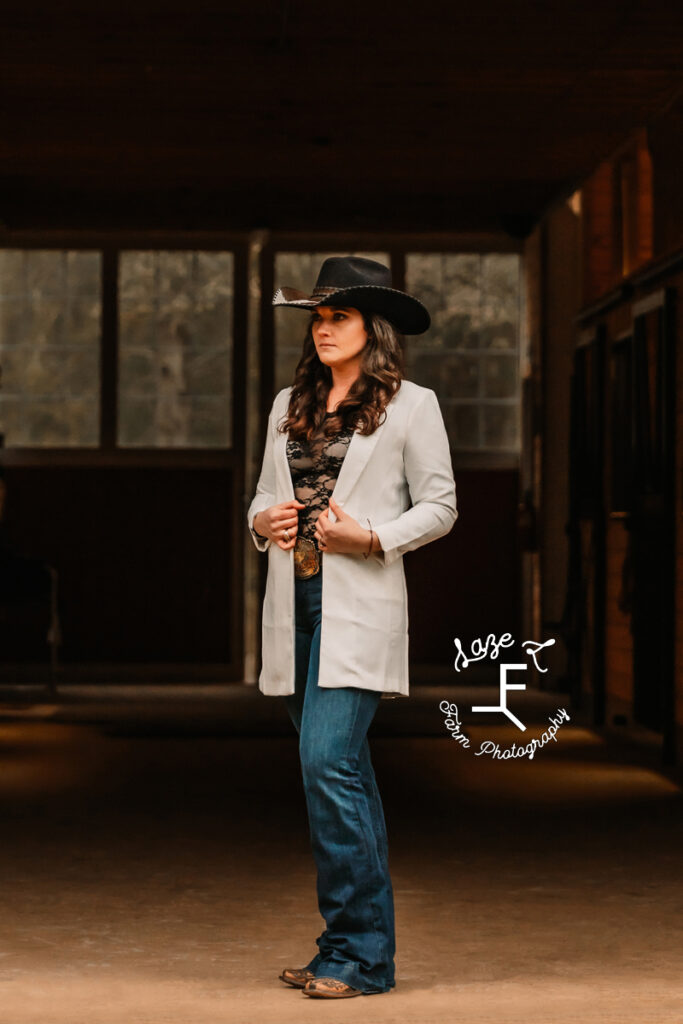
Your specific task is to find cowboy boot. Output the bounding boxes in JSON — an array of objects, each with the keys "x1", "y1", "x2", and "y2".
[{"x1": 278, "y1": 967, "x2": 316, "y2": 988}]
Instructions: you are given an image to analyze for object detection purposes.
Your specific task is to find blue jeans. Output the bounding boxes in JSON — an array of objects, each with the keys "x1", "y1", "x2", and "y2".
[{"x1": 284, "y1": 562, "x2": 396, "y2": 994}]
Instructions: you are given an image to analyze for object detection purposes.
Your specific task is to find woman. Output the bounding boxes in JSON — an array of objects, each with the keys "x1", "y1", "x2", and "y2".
[{"x1": 247, "y1": 255, "x2": 458, "y2": 999}]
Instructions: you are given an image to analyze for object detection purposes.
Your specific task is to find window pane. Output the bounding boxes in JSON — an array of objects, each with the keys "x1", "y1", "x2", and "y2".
[
  {"x1": 118, "y1": 251, "x2": 234, "y2": 448},
  {"x1": 482, "y1": 353, "x2": 518, "y2": 398},
  {"x1": 0, "y1": 250, "x2": 101, "y2": 447},
  {"x1": 480, "y1": 254, "x2": 520, "y2": 347},
  {"x1": 443, "y1": 402, "x2": 480, "y2": 449},
  {"x1": 273, "y1": 252, "x2": 390, "y2": 394},
  {"x1": 482, "y1": 403, "x2": 519, "y2": 449},
  {"x1": 406, "y1": 253, "x2": 482, "y2": 351},
  {"x1": 405, "y1": 253, "x2": 521, "y2": 454}
]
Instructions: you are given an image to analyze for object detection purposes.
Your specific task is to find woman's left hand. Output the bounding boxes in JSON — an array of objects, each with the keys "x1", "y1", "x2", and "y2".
[{"x1": 315, "y1": 497, "x2": 371, "y2": 555}]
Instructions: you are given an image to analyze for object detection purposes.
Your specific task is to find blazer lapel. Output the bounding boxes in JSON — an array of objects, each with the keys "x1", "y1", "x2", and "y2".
[
  {"x1": 332, "y1": 403, "x2": 395, "y2": 506},
  {"x1": 275, "y1": 428, "x2": 295, "y2": 501},
  {"x1": 276, "y1": 393, "x2": 399, "y2": 508}
]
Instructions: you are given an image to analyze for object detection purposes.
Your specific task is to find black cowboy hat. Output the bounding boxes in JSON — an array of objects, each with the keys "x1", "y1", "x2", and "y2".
[{"x1": 272, "y1": 256, "x2": 431, "y2": 335}]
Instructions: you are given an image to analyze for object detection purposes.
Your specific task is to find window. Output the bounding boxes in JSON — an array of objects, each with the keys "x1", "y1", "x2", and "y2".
[
  {"x1": 0, "y1": 250, "x2": 101, "y2": 447},
  {"x1": 405, "y1": 253, "x2": 521, "y2": 454},
  {"x1": 0, "y1": 248, "x2": 235, "y2": 450},
  {"x1": 118, "y1": 251, "x2": 234, "y2": 448}
]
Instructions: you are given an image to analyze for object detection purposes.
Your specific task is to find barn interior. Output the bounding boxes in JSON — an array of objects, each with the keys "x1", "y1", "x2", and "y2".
[{"x1": 1, "y1": 3, "x2": 682, "y2": 1022}]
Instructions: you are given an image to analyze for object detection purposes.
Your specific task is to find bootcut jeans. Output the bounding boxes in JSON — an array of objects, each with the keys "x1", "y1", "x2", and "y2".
[{"x1": 283, "y1": 559, "x2": 396, "y2": 994}]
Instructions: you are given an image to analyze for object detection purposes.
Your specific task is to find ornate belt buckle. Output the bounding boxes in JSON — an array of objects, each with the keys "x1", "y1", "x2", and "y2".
[{"x1": 293, "y1": 536, "x2": 320, "y2": 579}]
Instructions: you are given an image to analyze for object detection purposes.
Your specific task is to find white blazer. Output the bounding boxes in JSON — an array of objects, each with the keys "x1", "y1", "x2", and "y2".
[{"x1": 247, "y1": 379, "x2": 458, "y2": 698}]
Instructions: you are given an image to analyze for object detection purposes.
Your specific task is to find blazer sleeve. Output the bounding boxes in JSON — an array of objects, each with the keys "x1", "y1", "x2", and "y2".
[
  {"x1": 246, "y1": 396, "x2": 281, "y2": 553},
  {"x1": 372, "y1": 389, "x2": 458, "y2": 568}
]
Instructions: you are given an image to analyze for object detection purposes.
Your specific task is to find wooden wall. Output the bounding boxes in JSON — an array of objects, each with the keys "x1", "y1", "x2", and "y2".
[{"x1": 533, "y1": 94, "x2": 683, "y2": 765}]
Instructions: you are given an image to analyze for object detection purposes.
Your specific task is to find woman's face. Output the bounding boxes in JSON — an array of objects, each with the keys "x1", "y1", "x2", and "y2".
[{"x1": 310, "y1": 306, "x2": 369, "y2": 375}]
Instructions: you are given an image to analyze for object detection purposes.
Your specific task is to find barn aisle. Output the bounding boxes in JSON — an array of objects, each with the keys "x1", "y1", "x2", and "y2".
[{"x1": 0, "y1": 686, "x2": 681, "y2": 1024}]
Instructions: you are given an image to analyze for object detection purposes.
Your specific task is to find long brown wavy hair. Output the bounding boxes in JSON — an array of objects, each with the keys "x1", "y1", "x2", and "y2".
[{"x1": 278, "y1": 310, "x2": 405, "y2": 440}]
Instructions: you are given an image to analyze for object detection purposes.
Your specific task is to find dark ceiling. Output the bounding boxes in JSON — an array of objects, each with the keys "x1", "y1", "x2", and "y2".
[{"x1": 2, "y1": 1, "x2": 683, "y2": 235}]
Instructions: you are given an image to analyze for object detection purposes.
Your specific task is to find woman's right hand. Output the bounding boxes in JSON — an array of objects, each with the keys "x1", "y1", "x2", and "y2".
[{"x1": 253, "y1": 500, "x2": 306, "y2": 550}]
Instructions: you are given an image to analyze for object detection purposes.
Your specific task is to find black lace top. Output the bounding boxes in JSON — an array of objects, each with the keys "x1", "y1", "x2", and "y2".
[{"x1": 286, "y1": 413, "x2": 355, "y2": 548}]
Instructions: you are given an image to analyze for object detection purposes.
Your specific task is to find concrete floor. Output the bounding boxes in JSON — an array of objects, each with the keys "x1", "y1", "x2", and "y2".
[{"x1": 0, "y1": 684, "x2": 681, "y2": 1023}]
